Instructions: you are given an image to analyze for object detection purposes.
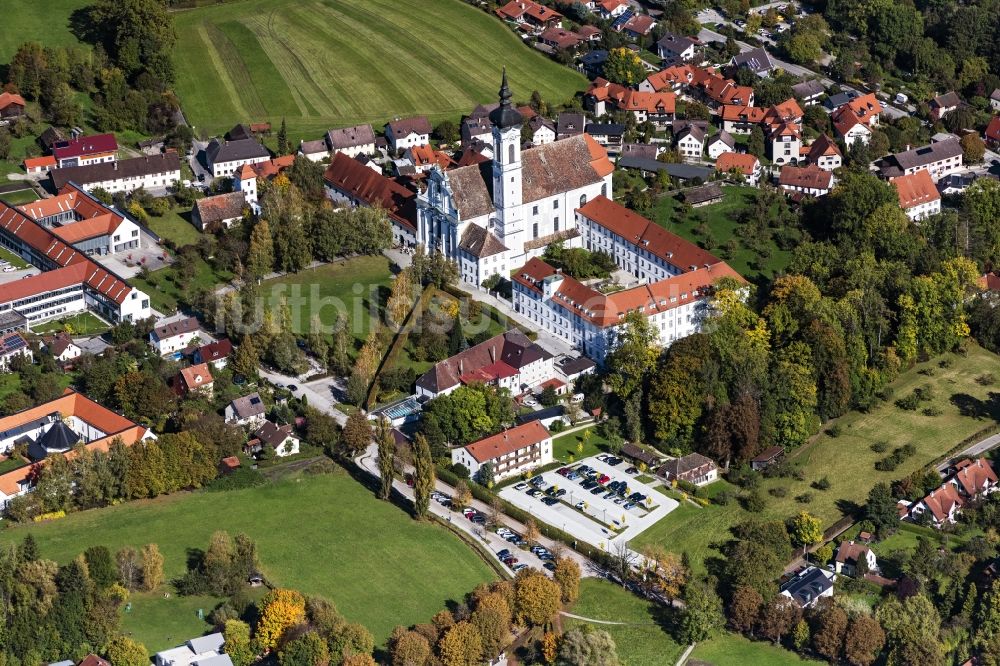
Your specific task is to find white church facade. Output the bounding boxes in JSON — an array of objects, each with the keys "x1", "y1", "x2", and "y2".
[{"x1": 417, "y1": 71, "x2": 614, "y2": 287}]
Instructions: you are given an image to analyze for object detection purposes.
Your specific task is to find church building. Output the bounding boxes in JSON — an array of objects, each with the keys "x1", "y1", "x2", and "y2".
[{"x1": 417, "y1": 70, "x2": 614, "y2": 286}]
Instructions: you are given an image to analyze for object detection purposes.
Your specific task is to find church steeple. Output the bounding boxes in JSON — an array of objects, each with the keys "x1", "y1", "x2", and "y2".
[{"x1": 489, "y1": 67, "x2": 523, "y2": 129}]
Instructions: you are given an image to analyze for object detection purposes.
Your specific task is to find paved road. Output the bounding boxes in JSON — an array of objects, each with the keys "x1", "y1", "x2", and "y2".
[
  {"x1": 937, "y1": 432, "x2": 1000, "y2": 473},
  {"x1": 357, "y1": 442, "x2": 600, "y2": 578}
]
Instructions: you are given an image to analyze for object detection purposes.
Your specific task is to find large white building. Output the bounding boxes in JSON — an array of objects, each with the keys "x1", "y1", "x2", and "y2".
[
  {"x1": 892, "y1": 170, "x2": 941, "y2": 221},
  {"x1": 18, "y1": 184, "x2": 143, "y2": 256},
  {"x1": 50, "y1": 153, "x2": 181, "y2": 194},
  {"x1": 512, "y1": 196, "x2": 743, "y2": 362},
  {"x1": 451, "y1": 420, "x2": 553, "y2": 482},
  {"x1": 417, "y1": 71, "x2": 614, "y2": 287}
]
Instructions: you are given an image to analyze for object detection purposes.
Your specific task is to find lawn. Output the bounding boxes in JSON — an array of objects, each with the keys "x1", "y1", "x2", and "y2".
[
  {"x1": 634, "y1": 343, "x2": 1000, "y2": 573},
  {"x1": 132, "y1": 257, "x2": 233, "y2": 314},
  {"x1": 172, "y1": 0, "x2": 587, "y2": 141},
  {"x1": 0, "y1": 245, "x2": 29, "y2": 269},
  {"x1": 260, "y1": 255, "x2": 393, "y2": 349},
  {"x1": 0, "y1": 470, "x2": 496, "y2": 651},
  {"x1": 31, "y1": 311, "x2": 110, "y2": 335},
  {"x1": 0, "y1": 188, "x2": 40, "y2": 205},
  {"x1": 690, "y1": 632, "x2": 822, "y2": 665},
  {"x1": 563, "y1": 578, "x2": 686, "y2": 666},
  {"x1": 552, "y1": 427, "x2": 611, "y2": 462},
  {"x1": 0, "y1": 0, "x2": 88, "y2": 61},
  {"x1": 147, "y1": 208, "x2": 202, "y2": 248},
  {"x1": 648, "y1": 186, "x2": 792, "y2": 281}
]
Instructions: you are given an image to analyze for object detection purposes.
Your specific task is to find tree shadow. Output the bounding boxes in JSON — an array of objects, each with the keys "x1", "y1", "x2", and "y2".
[
  {"x1": 950, "y1": 392, "x2": 1000, "y2": 420},
  {"x1": 648, "y1": 602, "x2": 684, "y2": 641},
  {"x1": 834, "y1": 498, "x2": 863, "y2": 519},
  {"x1": 185, "y1": 547, "x2": 205, "y2": 572}
]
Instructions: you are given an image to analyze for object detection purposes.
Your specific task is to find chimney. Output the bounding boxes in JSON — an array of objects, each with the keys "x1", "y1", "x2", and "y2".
[
  {"x1": 459, "y1": 359, "x2": 463, "y2": 375},
  {"x1": 490, "y1": 346, "x2": 496, "y2": 362}
]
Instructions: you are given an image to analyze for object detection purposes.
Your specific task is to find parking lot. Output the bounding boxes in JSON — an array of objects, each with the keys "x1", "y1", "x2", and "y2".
[{"x1": 499, "y1": 455, "x2": 677, "y2": 551}]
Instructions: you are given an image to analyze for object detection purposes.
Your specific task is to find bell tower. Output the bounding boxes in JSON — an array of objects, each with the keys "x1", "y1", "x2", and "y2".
[{"x1": 489, "y1": 68, "x2": 524, "y2": 247}]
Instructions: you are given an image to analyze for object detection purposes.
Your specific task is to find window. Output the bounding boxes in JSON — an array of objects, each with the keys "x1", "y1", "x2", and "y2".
[
  {"x1": 532, "y1": 205, "x2": 539, "y2": 215},
  {"x1": 553, "y1": 200, "x2": 559, "y2": 210},
  {"x1": 533, "y1": 222, "x2": 539, "y2": 238},
  {"x1": 580, "y1": 194, "x2": 587, "y2": 207},
  {"x1": 508, "y1": 144, "x2": 514, "y2": 163},
  {"x1": 601, "y1": 184, "x2": 608, "y2": 197},
  {"x1": 554, "y1": 217, "x2": 559, "y2": 232}
]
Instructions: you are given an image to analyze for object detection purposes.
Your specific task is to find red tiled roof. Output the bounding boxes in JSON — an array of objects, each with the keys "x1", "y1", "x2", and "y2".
[
  {"x1": 831, "y1": 93, "x2": 882, "y2": 135},
  {"x1": 892, "y1": 170, "x2": 939, "y2": 209},
  {"x1": 720, "y1": 104, "x2": 765, "y2": 123},
  {"x1": 985, "y1": 116, "x2": 1000, "y2": 144},
  {"x1": 0, "y1": 92, "x2": 25, "y2": 110},
  {"x1": 980, "y1": 272, "x2": 1000, "y2": 291},
  {"x1": 953, "y1": 458, "x2": 997, "y2": 497},
  {"x1": 779, "y1": 164, "x2": 833, "y2": 190},
  {"x1": 22, "y1": 155, "x2": 55, "y2": 170},
  {"x1": 50, "y1": 213, "x2": 121, "y2": 243},
  {"x1": 323, "y1": 152, "x2": 417, "y2": 231},
  {"x1": 52, "y1": 133, "x2": 118, "y2": 161},
  {"x1": 715, "y1": 152, "x2": 759, "y2": 176},
  {"x1": 408, "y1": 144, "x2": 455, "y2": 169},
  {"x1": 917, "y1": 483, "x2": 964, "y2": 522},
  {"x1": 807, "y1": 134, "x2": 842, "y2": 161},
  {"x1": 644, "y1": 65, "x2": 695, "y2": 92},
  {"x1": 197, "y1": 338, "x2": 233, "y2": 362},
  {"x1": 180, "y1": 363, "x2": 213, "y2": 391},
  {"x1": 539, "y1": 26, "x2": 583, "y2": 49},
  {"x1": 464, "y1": 421, "x2": 551, "y2": 464},
  {"x1": 622, "y1": 14, "x2": 656, "y2": 35}
]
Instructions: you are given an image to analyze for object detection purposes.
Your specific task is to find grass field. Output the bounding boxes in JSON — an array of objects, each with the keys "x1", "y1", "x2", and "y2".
[
  {"x1": 31, "y1": 311, "x2": 110, "y2": 335},
  {"x1": 691, "y1": 632, "x2": 821, "y2": 665},
  {"x1": 172, "y1": 0, "x2": 586, "y2": 140},
  {"x1": 0, "y1": 0, "x2": 87, "y2": 61},
  {"x1": 649, "y1": 186, "x2": 792, "y2": 281},
  {"x1": 147, "y1": 208, "x2": 202, "y2": 248},
  {"x1": 132, "y1": 257, "x2": 233, "y2": 313},
  {"x1": 633, "y1": 344, "x2": 1000, "y2": 572},
  {"x1": 0, "y1": 470, "x2": 495, "y2": 651},
  {"x1": 563, "y1": 579, "x2": 685, "y2": 666},
  {"x1": 261, "y1": 255, "x2": 393, "y2": 349},
  {"x1": 0, "y1": 188, "x2": 40, "y2": 205}
]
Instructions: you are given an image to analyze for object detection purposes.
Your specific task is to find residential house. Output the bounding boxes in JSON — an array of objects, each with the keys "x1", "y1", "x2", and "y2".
[
  {"x1": 78, "y1": 655, "x2": 111, "y2": 666},
  {"x1": 556, "y1": 112, "x2": 586, "y2": 139},
  {"x1": 49, "y1": 153, "x2": 181, "y2": 194},
  {"x1": 149, "y1": 317, "x2": 201, "y2": 355},
  {"x1": 929, "y1": 91, "x2": 962, "y2": 121},
  {"x1": 225, "y1": 392, "x2": 267, "y2": 429},
  {"x1": 192, "y1": 191, "x2": 247, "y2": 231},
  {"x1": 515, "y1": 405, "x2": 568, "y2": 430},
  {"x1": 0, "y1": 332, "x2": 30, "y2": 371},
  {"x1": 579, "y1": 49, "x2": 609, "y2": 78},
  {"x1": 251, "y1": 420, "x2": 300, "y2": 458},
  {"x1": 682, "y1": 181, "x2": 724, "y2": 206},
  {"x1": 325, "y1": 124, "x2": 376, "y2": 158},
  {"x1": 656, "y1": 32, "x2": 698, "y2": 62},
  {"x1": 750, "y1": 446, "x2": 784, "y2": 471},
  {"x1": 909, "y1": 457, "x2": 998, "y2": 526},
  {"x1": 577, "y1": 25, "x2": 602, "y2": 42},
  {"x1": 659, "y1": 453, "x2": 719, "y2": 486},
  {"x1": 620, "y1": 13, "x2": 657, "y2": 39},
  {"x1": 731, "y1": 47, "x2": 775, "y2": 77},
  {"x1": 323, "y1": 151, "x2": 418, "y2": 247},
  {"x1": 715, "y1": 152, "x2": 762, "y2": 185},
  {"x1": 824, "y1": 90, "x2": 860, "y2": 110},
  {"x1": 154, "y1": 633, "x2": 229, "y2": 666},
  {"x1": 938, "y1": 172, "x2": 980, "y2": 195},
  {"x1": 515, "y1": 197, "x2": 742, "y2": 360},
  {"x1": 991, "y1": 89, "x2": 1000, "y2": 112},
  {"x1": 585, "y1": 79, "x2": 676, "y2": 125},
  {"x1": 205, "y1": 134, "x2": 270, "y2": 178},
  {"x1": 298, "y1": 139, "x2": 329, "y2": 162},
  {"x1": 462, "y1": 116, "x2": 493, "y2": 146},
  {"x1": 178, "y1": 363, "x2": 214, "y2": 397},
  {"x1": 0, "y1": 389, "x2": 155, "y2": 508},
  {"x1": 585, "y1": 123, "x2": 625, "y2": 150},
  {"x1": 451, "y1": 420, "x2": 553, "y2": 482},
  {"x1": 696, "y1": 73, "x2": 754, "y2": 108},
  {"x1": 879, "y1": 138, "x2": 963, "y2": 180},
  {"x1": 52, "y1": 134, "x2": 118, "y2": 168},
  {"x1": 595, "y1": 0, "x2": 629, "y2": 20},
  {"x1": 539, "y1": 27, "x2": 583, "y2": 51},
  {"x1": 23, "y1": 155, "x2": 55, "y2": 175},
  {"x1": 416, "y1": 329, "x2": 553, "y2": 399},
  {"x1": 834, "y1": 541, "x2": 877, "y2": 577},
  {"x1": 985, "y1": 116, "x2": 1000, "y2": 148},
  {"x1": 42, "y1": 332, "x2": 81, "y2": 364},
  {"x1": 405, "y1": 144, "x2": 455, "y2": 173},
  {"x1": 621, "y1": 143, "x2": 659, "y2": 161},
  {"x1": 720, "y1": 105, "x2": 765, "y2": 135},
  {"x1": 805, "y1": 134, "x2": 842, "y2": 171},
  {"x1": 768, "y1": 122, "x2": 802, "y2": 166},
  {"x1": 528, "y1": 116, "x2": 556, "y2": 145},
  {"x1": 791, "y1": 79, "x2": 825, "y2": 106},
  {"x1": 706, "y1": 131, "x2": 735, "y2": 160},
  {"x1": 554, "y1": 355, "x2": 596, "y2": 383},
  {"x1": 892, "y1": 170, "x2": 941, "y2": 221},
  {"x1": 640, "y1": 65, "x2": 696, "y2": 94},
  {"x1": 831, "y1": 93, "x2": 882, "y2": 146},
  {"x1": 780, "y1": 567, "x2": 835, "y2": 608},
  {"x1": 779, "y1": 164, "x2": 834, "y2": 198},
  {"x1": 0, "y1": 92, "x2": 25, "y2": 120},
  {"x1": 193, "y1": 339, "x2": 233, "y2": 369},
  {"x1": 676, "y1": 124, "x2": 705, "y2": 160},
  {"x1": 385, "y1": 117, "x2": 432, "y2": 152},
  {"x1": 496, "y1": 0, "x2": 562, "y2": 28}
]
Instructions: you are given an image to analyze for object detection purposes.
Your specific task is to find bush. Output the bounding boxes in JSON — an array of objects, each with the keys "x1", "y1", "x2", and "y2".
[
  {"x1": 205, "y1": 466, "x2": 266, "y2": 492},
  {"x1": 812, "y1": 476, "x2": 831, "y2": 491},
  {"x1": 922, "y1": 406, "x2": 942, "y2": 417},
  {"x1": 826, "y1": 424, "x2": 842, "y2": 438},
  {"x1": 875, "y1": 457, "x2": 899, "y2": 472},
  {"x1": 938, "y1": 358, "x2": 953, "y2": 369},
  {"x1": 549, "y1": 420, "x2": 566, "y2": 433},
  {"x1": 795, "y1": 492, "x2": 813, "y2": 504},
  {"x1": 976, "y1": 373, "x2": 996, "y2": 386},
  {"x1": 677, "y1": 479, "x2": 706, "y2": 498},
  {"x1": 895, "y1": 393, "x2": 921, "y2": 411},
  {"x1": 768, "y1": 486, "x2": 788, "y2": 498},
  {"x1": 713, "y1": 490, "x2": 734, "y2": 506},
  {"x1": 742, "y1": 490, "x2": 766, "y2": 513},
  {"x1": 871, "y1": 441, "x2": 889, "y2": 453}
]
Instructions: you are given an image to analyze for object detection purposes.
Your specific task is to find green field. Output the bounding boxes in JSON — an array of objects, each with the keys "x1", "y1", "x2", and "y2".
[
  {"x1": 132, "y1": 257, "x2": 233, "y2": 313},
  {"x1": 261, "y1": 255, "x2": 393, "y2": 349},
  {"x1": 691, "y1": 632, "x2": 822, "y2": 665},
  {"x1": 563, "y1": 579, "x2": 685, "y2": 666},
  {"x1": 0, "y1": 188, "x2": 40, "y2": 205},
  {"x1": 172, "y1": 0, "x2": 586, "y2": 140},
  {"x1": 0, "y1": 470, "x2": 495, "y2": 651},
  {"x1": 633, "y1": 344, "x2": 1000, "y2": 572},
  {"x1": 31, "y1": 311, "x2": 110, "y2": 335},
  {"x1": 147, "y1": 208, "x2": 203, "y2": 248},
  {"x1": 649, "y1": 186, "x2": 792, "y2": 281},
  {"x1": 0, "y1": 0, "x2": 88, "y2": 61}
]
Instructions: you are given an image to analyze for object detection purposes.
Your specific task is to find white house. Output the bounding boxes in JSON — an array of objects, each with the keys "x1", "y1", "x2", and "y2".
[
  {"x1": 417, "y1": 71, "x2": 613, "y2": 287},
  {"x1": 676, "y1": 125, "x2": 705, "y2": 160},
  {"x1": 149, "y1": 317, "x2": 201, "y2": 355},
  {"x1": 768, "y1": 123, "x2": 801, "y2": 166},
  {"x1": 834, "y1": 541, "x2": 878, "y2": 577},
  {"x1": 451, "y1": 420, "x2": 553, "y2": 482},
  {"x1": 659, "y1": 453, "x2": 718, "y2": 486},
  {"x1": 778, "y1": 165, "x2": 834, "y2": 197},
  {"x1": 656, "y1": 32, "x2": 697, "y2": 61},
  {"x1": 831, "y1": 93, "x2": 882, "y2": 147},
  {"x1": 909, "y1": 458, "x2": 998, "y2": 527},
  {"x1": 225, "y1": 392, "x2": 267, "y2": 429},
  {"x1": 42, "y1": 333, "x2": 81, "y2": 364},
  {"x1": 806, "y1": 135, "x2": 842, "y2": 171},
  {"x1": 0, "y1": 333, "x2": 30, "y2": 371},
  {"x1": 49, "y1": 153, "x2": 181, "y2": 194},
  {"x1": 385, "y1": 116, "x2": 432, "y2": 152},
  {"x1": 204, "y1": 138, "x2": 270, "y2": 178},
  {"x1": 892, "y1": 170, "x2": 941, "y2": 221},
  {"x1": 192, "y1": 192, "x2": 247, "y2": 231},
  {"x1": 155, "y1": 633, "x2": 229, "y2": 666},
  {"x1": 715, "y1": 152, "x2": 762, "y2": 186},
  {"x1": 325, "y1": 124, "x2": 377, "y2": 158},
  {"x1": 706, "y1": 131, "x2": 735, "y2": 160},
  {"x1": 252, "y1": 420, "x2": 300, "y2": 457},
  {"x1": 528, "y1": 116, "x2": 556, "y2": 145},
  {"x1": 879, "y1": 138, "x2": 963, "y2": 181}
]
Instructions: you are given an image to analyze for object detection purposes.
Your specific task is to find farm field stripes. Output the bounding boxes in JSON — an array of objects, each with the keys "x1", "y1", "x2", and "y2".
[{"x1": 172, "y1": 0, "x2": 586, "y2": 139}]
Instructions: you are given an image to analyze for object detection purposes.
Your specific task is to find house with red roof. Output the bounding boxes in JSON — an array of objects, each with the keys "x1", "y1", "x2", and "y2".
[
  {"x1": 595, "y1": 0, "x2": 629, "y2": 19},
  {"x1": 323, "y1": 151, "x2": 418, "y2": 247},
  {"x1": 23, "y1": 155, "x2": 55, "y2": 176},
  {"x1": 451, "y1": 421, "x2": 553, "y2": 482},
  {"x1": 985, "y1": 116, "x2": 1000, "y2": 148},
  {"x1": 193, "y1": 338, "x2": 233, "y2": 369},
  {"x1": 496, "y1": 0, "x2": 562, "y2": 28},
  {"x1": 18, "y1": 183, "x2": 142, "y2": 256},
  {"x1": 910, "y1": 458, "x2": 998, "y2": 527},
  {"x1": 779, "y1": 164, "x2": 833, "y2": 198},
  {"x1": 177, "y1": 362, "x2": 214, "y2": 397},
  {"x1": 715, "y1": 152, "x2": 762, "y2": 185},
  {"x1": 892, "y1": 170, "x2": 940, "y2": 221},
  {"x1": 831, "y1": 93, "x2": 882, "y2": 146},
  {"x1": 52, "y1": 133, "x2": 118, "y2": 168},
  {"x1": 0, "y1": 92, "x2": 25, "y2": 120},
  {"x1": 805, "y1": 135, "x2": 842, "y2": 171}
]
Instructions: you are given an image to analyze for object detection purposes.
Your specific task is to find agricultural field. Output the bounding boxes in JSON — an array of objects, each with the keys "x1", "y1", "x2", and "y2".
[
  {"x1": 0, "y1": 0, "x2": 88, "y2": 61},
  {"x1": 0, "y1": 469, "x2": 496, "y2": 652},
  {"x1": 633, "y1": 343, "x2": 1000, "y2": 573},
  {"x1": 563, "y1": 578, "x2": 686, "y2": 666},
  {"x1": 173, "y1": 0, "x2": 587, "y2": 141}
]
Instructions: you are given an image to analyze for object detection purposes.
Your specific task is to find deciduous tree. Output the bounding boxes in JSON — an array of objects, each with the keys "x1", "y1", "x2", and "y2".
[
  {"x1": 553, "y1": 556, "x2": 581, "y2": 603},
  {"x1": 679, "y1": 577, "x2": 725, "y2": 643},
  {"x1": 811, "y1": 600, "x2": 848, "y2": 661},
  {"x1": 558, "y1": 627, "x2": 621, "y2": 666},
  {"x1": 514, "y1": 570, "x2": 562, "y2": 627},
  {"x1": 140, "y1": 543, "x2": 164, "y2": 591},
  {"x1": 224, "y1": 619, "x2": 255, "y2": 666},
  {"x1": 727, "y1": 585, "x2": 763, "y2": 634},
  {"x1": 843, "y1": 613, "x2": 885, "y2": 666},
  {"x1": 256, "y1": 588, "x2": 307, "y2": 651},
  {"x1": 437, "y1": 621, "x2": 483, "y2": 666},
  {"x1": 413, "y1": 433, "x2": 435, "y2": 520},
  {"x1": 104, "y1": 636, "x2": 149, "y2": 666}
]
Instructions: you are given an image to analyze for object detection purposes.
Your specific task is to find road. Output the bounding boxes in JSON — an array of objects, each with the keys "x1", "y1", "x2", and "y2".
[
  {"x1": 937, "y1": 431, "x2": 1000, "y2": 473},
  {"x1": 356, "y1": 442, "x2": 600, "y2": 578}
]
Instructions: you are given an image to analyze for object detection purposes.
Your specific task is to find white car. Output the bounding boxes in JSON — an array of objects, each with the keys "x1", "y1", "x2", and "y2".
[
  {"x1": 3, "y1": 266, "x2": 16, "y2": 272},
  {"x1": 523, "y1": 398, "x2": 538, "y2": 407}
]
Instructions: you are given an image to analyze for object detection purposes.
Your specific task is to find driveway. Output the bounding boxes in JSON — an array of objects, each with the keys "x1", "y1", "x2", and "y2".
[
  {"x1": 259, "y1": 367, "x2": 348, "y2": 426},
  {"x1": 189, "y1": 140, "x2": 213, "y2": 185}
]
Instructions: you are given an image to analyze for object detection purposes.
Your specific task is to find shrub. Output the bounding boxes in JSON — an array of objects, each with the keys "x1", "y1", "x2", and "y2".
[
  {"x1": 913, "y1": 385, "x2": 935, "y2": 402},
  {"x1": 895, "y1": 393, "x2": 920, "y2": 411},
  {"x1": 812, "y1": 476, "x2": 831, "y2": 491},
  {"x1": 874, "y1": 457, "x2": 898, "y2": 472},
  {"x1": 826, "y1": 424, "x2": 842, "y2": 438},
  {"x1": 742, "y1": 490, "x2": 766, "y2": 513},
  {"x1": 677, "y1": 479, "x2": 706, "y2": 497},
  {"x1": 901, "y1": 443, "x2": 916, "y2": 457},
  {"x1": 768, "y1": 486, "x2": 788, "y2": 498},
  {"x1": 871, "y1": 441, "x2": 889, "y2": 453},
  {"x1": 918, "y1": 368, "x2": 935, "y2": 376},
  {"x1": 713, "y1": 490, "x2": 734, "y2": 506},
  {"x1": 938, "y1": 358, "x2": 953, "y2": 369},
  {"x1": 922, "y1": 406, "x2": 942, "y2": 417},
  {"x1": 795, "y1": 492, "x2": 813, "y2": 504},
  {"x1": 976, "y1": 373, "x2": 996, "y2": 386},
  {"x1": 205, "y1": 466, "x2": 266, "y2": 492}
]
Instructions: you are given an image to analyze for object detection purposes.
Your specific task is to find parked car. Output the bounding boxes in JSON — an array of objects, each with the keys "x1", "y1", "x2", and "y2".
[
  {"x1": 514, "y1": 482, "x2": 529, "y2": 491},
  {"x1": 590, "y1": 486, "x2": 605, "y2": 495},
  {"x1": 575, "y1": 501, "x2": 586, "y2": 510},
  {"x1": 511, "y1": 563, "x2": 528, "y2": 572},
  {"x1": 543, "y1": 561, "x2": 556, "y2": 571},
  {"x1": 471, "y1": 514, "x2": 486, "y2": 524},
  {"x1": 555, "y1": 489, "x2": 567, "y2": 498},
  {"x1": 497, "y1": 549, "x2": 511, "y2": 559},
  {"x1": 626, "y1": 466, "x2": 639, "y2": 474}
]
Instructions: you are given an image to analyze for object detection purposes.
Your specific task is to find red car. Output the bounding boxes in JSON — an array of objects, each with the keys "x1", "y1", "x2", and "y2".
[{"x1": 598, "y1": 474, "x2": 610, "y2": 484}]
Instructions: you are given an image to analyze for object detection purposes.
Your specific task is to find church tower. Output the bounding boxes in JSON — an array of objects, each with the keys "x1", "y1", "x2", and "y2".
[{"x1": 489, "y1": 68, "x2": 524, "y2": 249}]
